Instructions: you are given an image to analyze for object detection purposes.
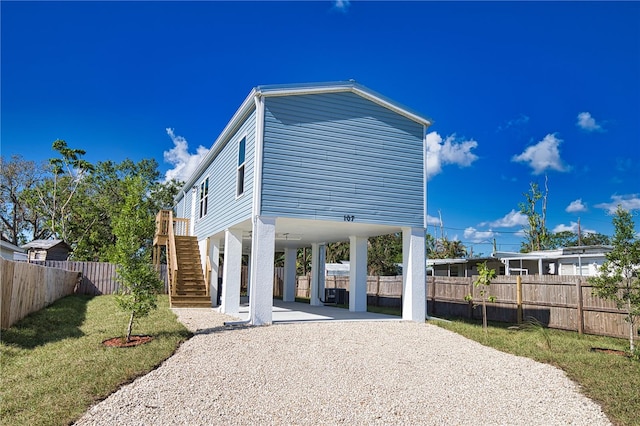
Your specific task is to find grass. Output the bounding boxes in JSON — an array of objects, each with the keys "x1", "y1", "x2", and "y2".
[
  {"x1": 0, "y1": 294, "x2": 191, "y2": 426},
  {"x1": 431, "y1": 317, "x2": 640, "y2": 426}
]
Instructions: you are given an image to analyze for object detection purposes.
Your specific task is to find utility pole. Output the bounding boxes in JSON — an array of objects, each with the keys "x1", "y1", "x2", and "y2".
[{"x1": 578, "y1": 217, "x2": 582, "y2": 246}]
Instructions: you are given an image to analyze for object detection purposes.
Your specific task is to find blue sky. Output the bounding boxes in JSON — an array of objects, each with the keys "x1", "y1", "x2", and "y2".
[{"x1": 2, "y1": 1, "x2": 639, "y2": 255}]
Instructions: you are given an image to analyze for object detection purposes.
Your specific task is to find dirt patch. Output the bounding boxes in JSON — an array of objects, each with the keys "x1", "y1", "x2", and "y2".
[
  {"x1": 102, "y1": 335, "x2": 153, "y2": 348},
  {"x1": 590, "y1": 347, "x2": 628, "y2": 357}
]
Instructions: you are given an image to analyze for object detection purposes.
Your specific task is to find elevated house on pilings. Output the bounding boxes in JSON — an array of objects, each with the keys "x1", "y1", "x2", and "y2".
[{"x1": 154, "y1": 81, "x2": 432, "y2": 324}]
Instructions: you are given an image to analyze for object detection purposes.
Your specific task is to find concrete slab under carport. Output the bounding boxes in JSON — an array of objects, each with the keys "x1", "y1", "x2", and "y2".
[{"x1": 234, "y1": 299, "x2": 403, "y2": 324}]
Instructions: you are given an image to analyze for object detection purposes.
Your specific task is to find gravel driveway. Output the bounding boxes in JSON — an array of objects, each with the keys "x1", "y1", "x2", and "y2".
[{"x1": 75, "y1": 309, "x2": 611, "y2": 425}]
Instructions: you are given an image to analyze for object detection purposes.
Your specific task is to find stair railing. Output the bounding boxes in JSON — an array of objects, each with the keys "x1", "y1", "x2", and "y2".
[{"x1": 167, "y1": 210, "x2": 179, "y2": 297}]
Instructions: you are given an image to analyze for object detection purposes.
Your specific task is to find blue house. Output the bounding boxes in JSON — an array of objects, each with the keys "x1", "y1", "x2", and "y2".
[{"x1": 159, "y1": 81, "x2": 432, "y2": 325}]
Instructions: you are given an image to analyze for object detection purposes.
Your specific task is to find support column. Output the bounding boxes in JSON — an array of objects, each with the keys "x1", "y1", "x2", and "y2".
[
  {"x1": 249, "y1": 216, "x2": 276, "y2": 325},
  {"x1": 310, "y1": 243, "x2": 326, "y2": 306},
  {"x1": 221, "y1": 228, "x2": 242, "y2": 315},
  {"x1": 283, "y1": 247, "x2": 297, "y2": 302},
  {"x1": 349, "y1": 236, "x2": 368, "y2": 312},
  {"x1": 209, "y1": 237, "x2": 221, "y2": 306},
  {"x1": 402, "y1": 227, "x2": 426, "y2": 322}
]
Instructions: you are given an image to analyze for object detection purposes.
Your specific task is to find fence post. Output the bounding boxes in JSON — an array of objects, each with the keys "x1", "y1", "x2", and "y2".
[
  {"x1": 576, "y1": 278, "x2": 584, "y2": 335},
  {"x1": 430, "y1": 276, "x2": 436, "y2": 316},
  {"x1": 516, "y1": 275, "x2": 523, "y2": 324},
  {"x1": 467, "y1": 277, "x2": 474, "y2": 319}
]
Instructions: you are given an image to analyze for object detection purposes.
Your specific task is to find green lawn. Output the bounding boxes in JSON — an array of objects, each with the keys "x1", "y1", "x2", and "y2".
[
  {"x1": 0, "y1": 294, "x2": 191, "y2": 426},
  {"x1": 431, "y1": 317, "x2": 640, "y2": 426}
]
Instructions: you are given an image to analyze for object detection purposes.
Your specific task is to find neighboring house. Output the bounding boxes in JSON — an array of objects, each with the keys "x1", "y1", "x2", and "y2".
[
  {"x1": 427, "y1": 257, "x2": 503, "y2": 277},
  {"x1": 495, "y1": 245, "x2": 612, "y2": 276},
  {"x1": 427, "y1": 245, "x2": 612, "y2": 277},
  {"x1": 0, "y1": 239, "x2": 26, "y2": 261},
  {"x1": 173, "y1": 81, "x2": 432, "y2": 325},
  {"x1": 21, "y1": 239, "x2": 71, "y2": 261}
]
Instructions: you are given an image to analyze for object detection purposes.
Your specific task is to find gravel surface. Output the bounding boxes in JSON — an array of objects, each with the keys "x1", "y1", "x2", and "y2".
[{"x1": 75, "y1": 309, "x2": 611, "y2": 425}]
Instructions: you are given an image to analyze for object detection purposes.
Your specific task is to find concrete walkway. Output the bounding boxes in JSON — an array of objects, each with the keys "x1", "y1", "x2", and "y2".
[{"x1": 234, "y1": 299, "x2": 403, "y2": 323}]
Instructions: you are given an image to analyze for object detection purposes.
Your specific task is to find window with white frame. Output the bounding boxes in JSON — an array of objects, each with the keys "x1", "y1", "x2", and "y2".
[
  {"x1": 236, "y1": 137, "x2": 246, "y2": 197},
  {"x1": 199, "y1": 177, "x2": 209, "y2": 218}
]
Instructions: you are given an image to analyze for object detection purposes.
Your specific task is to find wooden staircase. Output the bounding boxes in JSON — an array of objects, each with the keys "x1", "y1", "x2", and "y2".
[
  {"x1": 153, "y1": 210, "x2": 211, "y2": 308},
  {"x1": 171, "y1": 236, "x2": 211, "y2": 308}
]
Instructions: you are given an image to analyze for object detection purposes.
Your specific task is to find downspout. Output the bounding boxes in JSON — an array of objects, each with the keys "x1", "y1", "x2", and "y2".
[{"x1": 225, "y1": 92, "x2": 265, "y2": 326}]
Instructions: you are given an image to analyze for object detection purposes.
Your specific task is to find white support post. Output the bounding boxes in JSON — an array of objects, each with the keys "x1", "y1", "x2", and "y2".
[
  {"x1": 310, "y1": 243, "x2": 326, "y2": 306},
  {"x1": 402, "y1": 227, "x2": 426, "y2": 322},
  {"x1": 209, "y1": 237, "x2": 221, "y2": 306},
  {"x1": 349, "y1": 236, "x2": 368, "y2": 312},
  {"x1": 221, "y1": 228, "x2": 242, "y2": 315},
  {"x1": 249, "y1": 216, "x2": 276, "y2": 325},
  {"x1": 283, "y1": 247, "x2": 297, "y2": 302}
]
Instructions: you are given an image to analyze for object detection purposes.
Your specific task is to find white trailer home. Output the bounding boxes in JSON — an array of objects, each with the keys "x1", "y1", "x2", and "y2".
[{"x1": 155, "y1": 81, "x2": 432, "y2": 325}]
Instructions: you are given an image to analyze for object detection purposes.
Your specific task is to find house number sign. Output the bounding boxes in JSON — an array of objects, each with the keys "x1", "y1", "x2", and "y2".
[{"x1": 343, "y1": 215, "x2": 355, "y2": 222}]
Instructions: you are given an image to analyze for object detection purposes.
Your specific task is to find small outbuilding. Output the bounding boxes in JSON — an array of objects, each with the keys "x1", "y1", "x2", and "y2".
[{"x1": 21, "y1": 239, "x2": 71, "y2": 262}]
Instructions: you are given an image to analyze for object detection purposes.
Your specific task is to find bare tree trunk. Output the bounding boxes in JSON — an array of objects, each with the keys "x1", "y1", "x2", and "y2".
[
  {"x1": 126, "y1": 311, "x2": 135, "y2": 342},
  {"x1": 629, "y1": 298, "x2": 635, "y2": 353},
  {"x1": 482, "y1": 299, "x2": 488, "y2": 332}
]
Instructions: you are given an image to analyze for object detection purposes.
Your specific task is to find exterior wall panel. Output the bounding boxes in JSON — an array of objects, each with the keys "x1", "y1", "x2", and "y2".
[
  {"x1": 193, "y1": 110, "x2": 256, "y2": 237},
  {"x1": 261, "y1": 92, "x2": 424, "y2": 227}
]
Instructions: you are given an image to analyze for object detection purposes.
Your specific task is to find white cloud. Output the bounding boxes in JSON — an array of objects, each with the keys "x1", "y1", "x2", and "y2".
[
  {"x1": 426, "y1": 132, "x2": 479, "y2": 180},
  {"x1": 576, "y1": 112, "x2": 604, "y2": 132},
  {"x1": 565, "y1": 199, "x2": 587, "y2": 213},
  {"x1": 426, "y1": 214, "x2": 441, "y2": 226},
  {"x1": 163, "y1": 128, "x2": 209, "y2": 183},
  {"x1": 331, "y1": 0, "x2": 350, "y2": 13},
  {"x1": 463, "y1": 227, "x2": 497, "y2": 243},
  {"x1": 595, "y1": 194, "x2": 640, "y2": 214},
  {"x1": 512, "y1": 133, "x2": 567, "y2": 174},
  {"x1": 552, "y1": 221, "x2": 596, "y2": 234},
  {"x1": 479, "y1": 209, "x2": 528, "y2": 228},
  {"x1": 497, "y1": 114, "x2": 530, "y2": 132}
]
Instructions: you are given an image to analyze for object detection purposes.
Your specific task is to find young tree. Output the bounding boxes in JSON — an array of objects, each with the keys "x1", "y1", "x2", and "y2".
[
  {"x1": 519, "y1": 177, "x2": 550, "y2": 252},
  {"x1": 466, "y1": 261, "x2": 497, "y2": 332},
  {"x1": 588, "y1": 206, "x2": 640, "y2": 353},
  {"x1": 111, "y1": 176, "x2": 164, "y2": 342}
]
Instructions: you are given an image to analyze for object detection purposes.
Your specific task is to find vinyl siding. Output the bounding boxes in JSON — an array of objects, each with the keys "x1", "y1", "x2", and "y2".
[
  {"x1": 193, "y1": 110, "x2": 256, "y2": 238},
  {"x1": 261, "y1": 92, "x2": 424, "y2": 227}
]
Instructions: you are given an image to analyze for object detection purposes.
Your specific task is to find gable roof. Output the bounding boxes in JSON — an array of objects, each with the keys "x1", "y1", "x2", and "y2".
[
  {"x1": 176, "y1": 80, "x2": 433, "y2": 201},
  {"x1": 21, "y1": 239, "x2": 71, "y2": 251}
]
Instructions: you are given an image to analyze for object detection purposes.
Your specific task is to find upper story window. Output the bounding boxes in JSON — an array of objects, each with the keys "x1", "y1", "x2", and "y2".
[
  {"x1": 236, "y1": 137, "x2": 246, "y2": 197},
  {"x1": 199, "y1": 177, "x2": 209, "y2": 218}
]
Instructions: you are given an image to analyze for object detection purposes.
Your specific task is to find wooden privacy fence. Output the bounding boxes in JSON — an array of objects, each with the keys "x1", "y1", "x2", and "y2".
[
  {"x1": 32, "y1": 261, "x2": 169, "y2": 295},
  {"x1": 428, "y1": 275, "x2": 631, "y2": 339},
  {"x1": 1, "y1": 258, "x2": 81, "y2": 329}
]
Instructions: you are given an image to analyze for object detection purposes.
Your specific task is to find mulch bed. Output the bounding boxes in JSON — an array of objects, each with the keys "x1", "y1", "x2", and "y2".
[{"x1": 102, "y1": 335, "x2": 153, "y2": 348}]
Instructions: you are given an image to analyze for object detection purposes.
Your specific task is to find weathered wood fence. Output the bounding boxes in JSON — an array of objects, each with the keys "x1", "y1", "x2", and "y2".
[
  {"x1": 428, "y1": 275, "x2": 630, "y2": 339},
  {"x1": 1, "y1": 258, "x2": 81, "y2": 329},
  {"x1": 31, "y1": 261, "x2": 169, "y2": 295},
  {"x1": 277, "y1": 273, "x2": 630, "y2": 339},
  {"x1": 3, "y1": 257, "x2": 630, "y2": 339}
]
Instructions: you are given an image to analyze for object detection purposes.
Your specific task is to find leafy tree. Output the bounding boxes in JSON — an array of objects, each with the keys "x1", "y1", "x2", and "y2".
[
  {"x1": 71, "y1": 159, "x2": 181, "y2": 261},
  {"x1": 588, "y1": 206, "x2": 640, "y2": 353},
  {"x1": 0, "y1": 155, "x2": 48, "y2": 244},
  {"x1": 368, "y1": 233, "x2": 403, "y2": 276},
  {"x1": 326, "y1": 241, "x2": 350, "y2": 264},
  {"x1": 465, "y1": 261, "x2": 497, "y2": 332},
  {"x1": 426, "y1": 234, "x2": 467, "y2": 259},
  {"x1": 112, "y1": 176, "x2": 165, "y2": 342},
  {"x1": 25, "y1": 140, "x2": 94, "y2": 242},
  {"x1": 519, "y1": 177, "x2": 550, "y2": 252},
  {"x1": 548, "y1": 230, "x2": 611, "y2": 249}
]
